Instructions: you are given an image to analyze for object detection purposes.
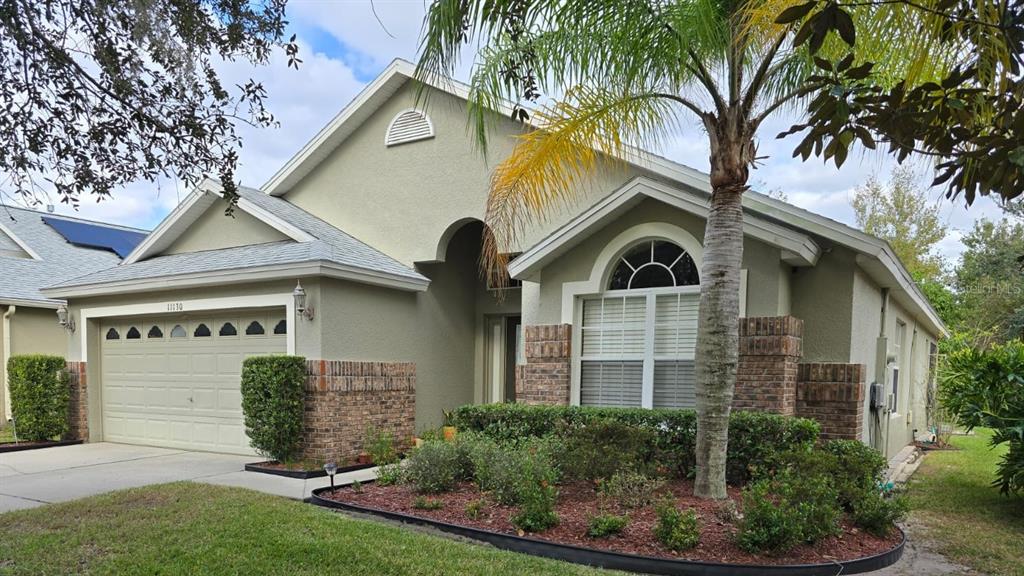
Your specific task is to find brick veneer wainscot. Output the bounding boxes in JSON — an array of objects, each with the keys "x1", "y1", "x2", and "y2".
[
  {"x1": 302, "y1": 360, "x2": 415, "y2": 464},
  {"x1": 516, "y1": 324, "x2": 571, "y2": 405},
  {"x1": 65, "y1": 361, "x2": 88, "y2": 441},
  {"x1": 734, "y1": 316, "x2": 803, "y2": 415},
  {"x1": 796, "y1": 362, "x2": 866, "y2": 441}
]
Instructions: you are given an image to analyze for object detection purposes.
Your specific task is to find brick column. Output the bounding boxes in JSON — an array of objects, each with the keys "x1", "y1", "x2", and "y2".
[
  {"x1": 65, "y1": 361, "x2": 88, "y2": 441},
  {"x1": 302, "y1": 360, "x2": 415, "y2": 464},
  {"x1": 796, "y1": 363, "x2": 866, "y2": 440},
  {"x1": 516, "y1": 324, "x2": 571, "y2": 405},
  {"x1": 734, "y1": 316, "x2": 803, "y2": 415}
]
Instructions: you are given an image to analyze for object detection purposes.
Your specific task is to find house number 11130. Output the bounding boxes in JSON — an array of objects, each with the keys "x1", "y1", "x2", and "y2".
[{"x1": 166, "y1": 302, "x2": 184, "y2": 312}]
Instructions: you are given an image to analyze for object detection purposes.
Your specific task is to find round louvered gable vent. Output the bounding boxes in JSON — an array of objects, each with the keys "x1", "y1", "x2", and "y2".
[{"x1": 385, "y1": 109, "x2": 434, "y2": 146}]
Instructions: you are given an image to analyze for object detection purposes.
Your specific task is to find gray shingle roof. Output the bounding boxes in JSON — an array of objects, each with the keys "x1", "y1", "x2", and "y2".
[
  {"x1": 0, "y1": 206, "x2": 144, "y2": 305},
  {"x1": 47, "y1": 186, "x2": 426, "y2": 290}
]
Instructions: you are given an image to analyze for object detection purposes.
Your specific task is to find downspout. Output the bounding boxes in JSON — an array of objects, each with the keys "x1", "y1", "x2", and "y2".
[
  {"x1": 2, "y1": 305, "x2": 15, "y2": 421},
  {"x1": 872, "y1": 290, "x2": 889, "y2": 455}
]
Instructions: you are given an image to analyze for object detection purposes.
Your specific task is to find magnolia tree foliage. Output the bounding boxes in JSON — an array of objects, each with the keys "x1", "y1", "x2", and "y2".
[{"x1": 0, "y1": 0, "x2": 300, "y2": 208}]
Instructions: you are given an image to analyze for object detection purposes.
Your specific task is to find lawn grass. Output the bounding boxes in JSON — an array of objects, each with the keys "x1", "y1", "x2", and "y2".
[
  {"x1": 0, "y1": 424, "x2": 13, "y2": 443},
  {"x1": 0, "y1": 482, "x2": 616, "y2": 576},
  {"x1": 907, "y1": 428, "x2": 1024, "y2": 576}
]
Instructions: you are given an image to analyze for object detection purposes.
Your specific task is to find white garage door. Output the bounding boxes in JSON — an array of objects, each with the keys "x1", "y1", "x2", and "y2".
[{"x1": 100, "y1": 311, "x2": 287, "y2": 454}]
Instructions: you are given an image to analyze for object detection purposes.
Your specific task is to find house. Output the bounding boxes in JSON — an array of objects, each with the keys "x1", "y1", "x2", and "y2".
[
  {"x1": 1, "y1": 206, "x2": 147, "y2": 424},
  {"x1": 42, "y1": 59, "x2": 945, "y2": 463}
]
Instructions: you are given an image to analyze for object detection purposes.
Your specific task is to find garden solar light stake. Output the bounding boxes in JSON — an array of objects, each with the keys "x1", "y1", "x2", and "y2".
[{"x1": 324, "y1": 463, "x2": 337, "y2": 489}]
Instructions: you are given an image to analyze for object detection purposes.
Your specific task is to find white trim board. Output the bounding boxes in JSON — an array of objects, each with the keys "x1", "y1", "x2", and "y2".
[
  {"x1": 43, "y1": 259, "x2": 430, "y2": 299},
  {"x1": 511, "y1": 176, "x2": 820, "y2": 282},
  {"x1": 78, "y1": 293, "x2": 297, "y2": 356},
  {"x1": 0, "y1": 220, "x2": 42, "y2": 260}
]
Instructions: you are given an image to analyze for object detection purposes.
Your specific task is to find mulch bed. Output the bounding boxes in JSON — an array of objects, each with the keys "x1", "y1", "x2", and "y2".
[
  {"x1": 319, "y1": 479, "x2": 901, "y2": 566},
  {"x1": 0, "y1": 439, "x2": 83, "y2": 453}
]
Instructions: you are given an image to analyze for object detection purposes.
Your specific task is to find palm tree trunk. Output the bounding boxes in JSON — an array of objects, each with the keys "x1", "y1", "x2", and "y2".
[{"x1": 694, "y1": 128, "x2": 748, "y2": 499}]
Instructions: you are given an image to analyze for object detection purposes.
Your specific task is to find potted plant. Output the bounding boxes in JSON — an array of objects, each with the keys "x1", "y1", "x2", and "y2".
[{"x1": 442, "y1": 410, "x2": 457, "y2": 441}]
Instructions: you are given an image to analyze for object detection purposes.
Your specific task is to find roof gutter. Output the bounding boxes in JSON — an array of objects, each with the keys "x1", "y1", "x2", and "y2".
[{"x1": 41, "y1": 260, "x2": 430, "y2": 299}]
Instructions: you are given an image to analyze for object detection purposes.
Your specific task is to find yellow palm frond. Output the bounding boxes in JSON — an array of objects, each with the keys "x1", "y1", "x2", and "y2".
[{"x1": 482, "y1": 88, "x2": 682, "y2": 284}]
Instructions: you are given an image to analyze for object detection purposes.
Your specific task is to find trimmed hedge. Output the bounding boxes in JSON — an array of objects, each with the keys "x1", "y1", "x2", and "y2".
[
  {"x1": 449, "y1": 404, "x2": 819, "y2": 484},
  {"x1": 240, "y1": 355, "x2": 306, "y2": 462},
  {"x1": 7, "y1": 355, "x2": 70, "y2": 441}
]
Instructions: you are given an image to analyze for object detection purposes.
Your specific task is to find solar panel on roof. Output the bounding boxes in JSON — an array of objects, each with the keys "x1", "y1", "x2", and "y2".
[{"x1": 42, "y1": 216, "x2": 147, "y2": 258}]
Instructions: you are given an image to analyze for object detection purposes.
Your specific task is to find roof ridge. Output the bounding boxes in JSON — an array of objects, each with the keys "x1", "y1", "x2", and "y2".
[{"x1": 1, "y1": 203, "x2": 150, "y2": 233}]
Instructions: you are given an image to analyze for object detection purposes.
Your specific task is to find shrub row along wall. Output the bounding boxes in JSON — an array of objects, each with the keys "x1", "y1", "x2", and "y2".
[
  {"x1": 450, "y1": 403, "x2": 820, "y2": 484},
  {"x1": 303, "y1": 360, "x2": 416, "y2": 464}
]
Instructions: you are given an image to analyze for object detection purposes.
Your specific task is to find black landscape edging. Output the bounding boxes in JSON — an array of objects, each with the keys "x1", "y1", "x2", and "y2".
[
  {"x1": 245, "y1": 461, "x2": 376, "y2": 479},
  {"x1": 310, "y1": 485, "x2": 905, "y2": 576},
  {"x1": 0, "y1": 439, "x2": 83, "y2": 453}
]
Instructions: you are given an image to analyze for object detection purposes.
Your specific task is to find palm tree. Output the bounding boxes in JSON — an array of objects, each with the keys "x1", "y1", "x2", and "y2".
[{"x1": 417, "y1": 0, "x2": 958, "y2": 499}]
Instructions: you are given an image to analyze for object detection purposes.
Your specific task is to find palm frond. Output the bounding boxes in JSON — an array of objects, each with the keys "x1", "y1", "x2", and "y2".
[{"x1": 481, "y1": 88, "x2": 684, "y2": 282}]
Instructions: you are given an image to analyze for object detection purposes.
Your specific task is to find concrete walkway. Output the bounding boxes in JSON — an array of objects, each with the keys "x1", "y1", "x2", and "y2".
[{"x1": 0, "y1": 442, "x2": 375, "y2": 513}]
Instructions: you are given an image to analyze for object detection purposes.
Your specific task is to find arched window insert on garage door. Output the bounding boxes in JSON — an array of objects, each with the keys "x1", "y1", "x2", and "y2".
[{"x1": 579, "y1": 239, "x2": 700, "y2": 410}]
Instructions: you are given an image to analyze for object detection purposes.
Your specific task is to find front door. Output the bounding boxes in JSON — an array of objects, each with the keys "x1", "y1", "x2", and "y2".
[{"x1": 484, "y1": 315, "x2": 522, "y2": 403}]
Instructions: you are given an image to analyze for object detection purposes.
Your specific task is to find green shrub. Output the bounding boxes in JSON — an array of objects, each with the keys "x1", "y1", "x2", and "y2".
[
  {"x1": 940, "y1": 341, "x2": 1024, "y2": 494},
  {"x1": 599, "y1": 470, "x2": 665, "y2": 509},
  {"x1": 587, "y1": 513, "x2": 629, "y2": 537},
  {"x1": 240, "y1": 355, "x2": 305, "y2": 462},
  {"x1": 376, "y1": 462, "x2": 403, "y2": 486},
  {"x1": 413, "y1": 496, "x2": 444, "y2": 510},
  {"x1": 736, "y1": 469, "x2": 842, "y2": 554},
  {"x1": 449, "y1": 404, "x2": 817, "y2": 481},
  {"x1": 851, "y1": 491, "x2": 909, "y2": 536},
  {"x1": 467, "y1": 436, "x2": 527, "y2": 504},
  {"x1": 512, "y1": 480, "x2": 559, "y2": 533},
  {"x1": 726, "y1": 411, "x2": 820, "y2": 484},
  {"x1": 465, "y1": 498, "x2": 486, "y2": 520},
  {"x1": 365, "y1": 426, "x2": 398, "y2": 465},
  {"x1": 822, "y1": 439, "x2": 887, "y2": 508},
  {"x1": 557, "y1": 419, "x2": 657, "y2": 480},
  {"x1": 404, "y1": 440, "x2": 462, "y2": 493},
  {"x1": 653, "y1": 502, "x2": 700, "y2": 551},
  {"x1": 7, "y1": 355, "x2": 69, "y2": 441}
]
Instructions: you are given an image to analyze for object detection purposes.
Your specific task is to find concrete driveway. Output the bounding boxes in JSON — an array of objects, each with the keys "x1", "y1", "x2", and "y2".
[{"x1": 0, "y1": 443, "x2": 374, "y2": 513}]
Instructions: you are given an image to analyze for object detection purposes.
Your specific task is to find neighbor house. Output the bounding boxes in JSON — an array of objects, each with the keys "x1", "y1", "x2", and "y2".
[
  {"x1": 1, "y1": 206, "x2": 147, "y2": 425},
  {"x1": 42, "y1": 60, "x2": 945, "y2": 463}
]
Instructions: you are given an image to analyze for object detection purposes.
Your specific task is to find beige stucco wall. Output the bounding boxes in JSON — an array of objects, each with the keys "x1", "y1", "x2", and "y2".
[
  {"x1": 791, "y1": 246, "x2": 857, "y2": 362},
  {"x1": 163, "y1": 198, "x2": 289, "y2": 255},
  {"x1": 1, "y1": 304, "x2": 67, "y2": 421},
  {"x1": 10, "y1": 307, "x2": 66, "y2": 357},
  {"x1": 284, "y1": 81, "x2": 645, "y2": 267},
  {"x1": 528, "y1": 198, "x2": 787, "y2": 325},
  {"x1": 319, "y1": 222, "x2": 512, "y2": 431}
]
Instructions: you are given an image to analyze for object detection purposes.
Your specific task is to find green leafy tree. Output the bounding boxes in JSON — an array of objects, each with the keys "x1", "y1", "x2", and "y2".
[
  {"x1": 417, "y1": 0, "x2": 962, "y2": 498},
  {"x1": 940, "y1": 341, "x2": 1024, "y2": 495},
  {"x1": 852, "y1": 166, "x2": 946, "y2": 281},
  {"x1": 850, "y1": 166, "x2": 959, "y2": 326},
  {"x1": 0, "y1": 0, "x2": 300, "y2": 208},
  {"x1": 955, "y1": 219, "x2": 1024, "y2": 342}
]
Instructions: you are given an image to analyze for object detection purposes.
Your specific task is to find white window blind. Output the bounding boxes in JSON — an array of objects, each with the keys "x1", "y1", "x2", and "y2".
[{"x1": 579, "y1": 290, "x2": 699, "y2": 409}]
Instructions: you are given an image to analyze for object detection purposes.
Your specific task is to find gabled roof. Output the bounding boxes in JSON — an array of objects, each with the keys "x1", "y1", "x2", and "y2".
[
  {"x1": 43, "y1": 180, "x2": 429, "y2": 297},
  {"x1": 261, "y1": 58, "x2": 944, "y2": 337},
  {"x1": 0, "y1": 206, "x2": 147, "y2": 307},
  {"x1": 509, "y1": 177, "x2": 821, "y2": 278}
]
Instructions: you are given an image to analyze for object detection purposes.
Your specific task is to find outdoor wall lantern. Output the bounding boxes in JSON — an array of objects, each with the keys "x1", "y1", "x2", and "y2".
[
  {"x1": 293, "y1": 280, "x2": 315, "y2": 321},
  {"x1": 324, "y1": 462, "x2": 338, "y2": 489},
  {"x1": 56, "y1": 304, "x2": 75, "y2": 333}
]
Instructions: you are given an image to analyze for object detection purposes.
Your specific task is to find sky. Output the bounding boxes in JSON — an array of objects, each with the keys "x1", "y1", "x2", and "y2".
[{"x1": 40, "y1": 0, "x2": 1011, "y2": 264}]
